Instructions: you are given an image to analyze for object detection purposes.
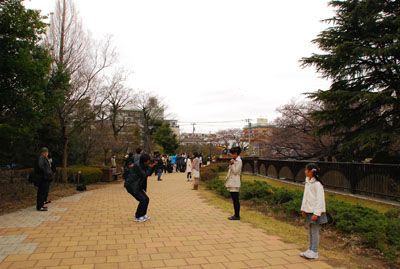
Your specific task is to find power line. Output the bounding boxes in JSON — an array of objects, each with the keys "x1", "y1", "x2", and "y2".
[{"x1": 179, "y1": 119, "x2": 249, "y2": 124}]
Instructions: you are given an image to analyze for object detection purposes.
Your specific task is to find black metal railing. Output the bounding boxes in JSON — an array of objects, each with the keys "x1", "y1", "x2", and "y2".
[{"x1": 240, "y1": 157, "x2": 400, "y2": 200}]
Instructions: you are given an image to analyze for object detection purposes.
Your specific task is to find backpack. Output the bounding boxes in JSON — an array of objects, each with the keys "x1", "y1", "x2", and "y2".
[{"x1": 76, "y1": 185, "x2": 87, "y2": 191}]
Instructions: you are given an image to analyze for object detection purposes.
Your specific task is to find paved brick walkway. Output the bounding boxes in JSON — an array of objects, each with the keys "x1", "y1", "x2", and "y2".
[{"x1": 0, "y1": 173, "x2": 333, "y2": 269}]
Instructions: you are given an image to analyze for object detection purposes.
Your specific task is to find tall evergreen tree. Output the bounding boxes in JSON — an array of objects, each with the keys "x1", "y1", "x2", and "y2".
[
  {"x1": 302, "y1": 0, "x2": 400, "y2": 162},
  {"x1": 0, "y1": 0, "x2": 54, "y2": 166}
]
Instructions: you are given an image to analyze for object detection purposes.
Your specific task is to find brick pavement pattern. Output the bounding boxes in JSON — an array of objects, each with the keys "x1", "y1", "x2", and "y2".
[{"x1": 0, "y1": 173, "x2": 333, "y2": 268}]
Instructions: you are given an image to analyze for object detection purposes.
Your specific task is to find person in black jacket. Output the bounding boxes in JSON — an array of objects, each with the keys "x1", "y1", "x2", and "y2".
[
  {"x1": 34, "y1": 147, "x2": 54, "y2": 211},
  {"x1": 153, "y1": 152, "x2": 163, "y2": 181},
  {"x1": 124, "y1": 154, "x2": 158, "y2": 222}
]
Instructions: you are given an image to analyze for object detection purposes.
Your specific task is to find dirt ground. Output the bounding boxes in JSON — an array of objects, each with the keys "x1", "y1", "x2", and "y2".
[{"x1": 0, "y1": 180, "x2": 121, "y2": 216}]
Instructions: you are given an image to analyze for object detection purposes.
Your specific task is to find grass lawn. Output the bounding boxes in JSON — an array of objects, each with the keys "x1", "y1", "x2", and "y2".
[{"x1": 217, "y1": 172, "x2": 399, "y2": 213}]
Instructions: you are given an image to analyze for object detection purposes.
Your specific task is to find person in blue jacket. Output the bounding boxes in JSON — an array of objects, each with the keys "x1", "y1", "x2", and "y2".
[{"x1": 171, "y1": 154, "x2": 177, "y2": 172}]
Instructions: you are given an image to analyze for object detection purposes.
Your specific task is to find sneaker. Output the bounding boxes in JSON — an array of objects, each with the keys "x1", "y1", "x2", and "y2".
[
  {"x1": 228, "y1": 216, "x2": 240, "y2": 220},
  {"x1": 304, "y1": 250, "x2": 318, "y2": 259},
  {"x1": 300, "y1": 249, "x2": 312, "y2": 257},
  {"x1": 134, "y1": 216, "x2": 146, "y2": 222},
  {"x1": 144, "y1": 215, "x2": 151, "y2": 220}
]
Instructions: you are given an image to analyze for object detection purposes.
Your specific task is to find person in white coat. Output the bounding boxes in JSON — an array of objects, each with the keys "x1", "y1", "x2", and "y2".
[
  {"x1": 225, "y1": 147, "x2": 242, "y2": 220},
  {"x1": 192, "y1": 152, "x2": 200, "y2": 190},
  {"x1": 300, "y1": 163, "x2": 327, "y2": 260},
  {"x1": 186, "y1": 155, "x2": 192, "y2": 181}
]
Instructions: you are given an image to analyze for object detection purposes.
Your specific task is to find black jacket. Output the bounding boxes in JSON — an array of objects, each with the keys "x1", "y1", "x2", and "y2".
[
  {"x1": 154, "y1": 157, "x2": 163, "y2": 171},
  {"x1": 124, "y1": 163, "x2": 154, "y2": 194},
  {"x1": 34, "y1": 155, "x2": 54, "y2": 182}
]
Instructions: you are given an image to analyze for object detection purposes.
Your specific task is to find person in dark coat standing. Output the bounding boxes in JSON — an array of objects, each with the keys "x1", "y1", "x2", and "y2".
[
  {"x1": 43, "y1": 153, "x2": 56, "y2": 206},
  {"x1": 34, "y1": 147, "x2": 54, "y2": 211},
  {"x1": 124, "y1": 154, "x2": 158, "y2": 222}
]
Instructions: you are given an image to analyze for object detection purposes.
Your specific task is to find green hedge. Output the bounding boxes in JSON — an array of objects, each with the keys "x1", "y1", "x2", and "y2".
[
  {"x1": 56, "y1": 166, "x2": 103, "y2": 185},
  {"x1": 205, "y1": 170, "x2": 400, "y2": 261},
  {"x1": 200, "y1": 163, "x2": 230, "y2": 182}
]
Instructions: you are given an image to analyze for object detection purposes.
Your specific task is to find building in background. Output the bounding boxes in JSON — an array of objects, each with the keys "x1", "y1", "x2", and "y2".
[
  {"x1": 180, "y1": 132, "x2": 216, "y2": 145},
  {"x1": 243, "y1": 118, "x2": 275, "y2": 155},
  {"x1": 165, "y1": 119, "x2": 180, "y2": 139}
]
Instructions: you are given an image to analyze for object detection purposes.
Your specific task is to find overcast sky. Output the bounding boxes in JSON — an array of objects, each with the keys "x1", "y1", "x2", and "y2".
[{"x1": 25, "y1": 0, "x2": 334, "y2": 133}]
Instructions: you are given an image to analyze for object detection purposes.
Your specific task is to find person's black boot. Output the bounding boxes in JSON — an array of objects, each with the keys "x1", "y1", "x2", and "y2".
[{"x1": 228, "y1": 216, "x2": 240, "y2": 220}]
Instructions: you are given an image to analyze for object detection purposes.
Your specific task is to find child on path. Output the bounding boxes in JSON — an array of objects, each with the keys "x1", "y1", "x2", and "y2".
[
  {"x1": 224, "y1": 147, "x2": 242, "y2": 220},
  {"x1": 192, "y1": 152, "x2": 200, "y2": 190},
  {"x1": 300, "y1": 163, "x2": 327, "y2": 259},
  {"x1": 186, "y1": 154, "x2": 192, "y2": 181}
]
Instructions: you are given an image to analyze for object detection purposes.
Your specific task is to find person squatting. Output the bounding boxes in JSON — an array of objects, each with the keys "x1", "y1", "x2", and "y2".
[{"x1": 123, "y1": 153, "x2": 158, "y2": 222}]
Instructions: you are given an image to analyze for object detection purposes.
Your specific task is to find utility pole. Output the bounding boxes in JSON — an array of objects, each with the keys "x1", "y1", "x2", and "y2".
[
  {"x1": 209, "y1": 131, "x2": 212, "y2": 164},
  {"x1": 245, "y1": 119, "x2": 252, "y2": 154},
  {"x1": 191, "y1": 123, "x2": 196, "y2": 136}
]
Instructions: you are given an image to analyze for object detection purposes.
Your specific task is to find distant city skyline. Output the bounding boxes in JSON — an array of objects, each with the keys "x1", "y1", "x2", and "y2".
[{"x1": 25, "y1": 0, "x2": 334, "y2": 133}]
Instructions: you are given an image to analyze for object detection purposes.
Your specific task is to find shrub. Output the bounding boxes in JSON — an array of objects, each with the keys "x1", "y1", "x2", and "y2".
[
  {"x1": 385, "y1": 208, "x2": 400, "y2": 219},
  {"x1": 206, "y1": 179, "x2": 230, "y2": 198},
  {"x1": 268, "y1": 187, "x2": 302, "y2": 205},
  {"x1": 240, "y1": 181, "x2": 274, "y2": 201},
  {"x1": 58, "y1": 166, "x2": 103, "y2": 185},
  {"x1": 200, "y1": 163, "x2": 229, "y2": 182},
  {"x1": 200, "y1": 169, "x2": 218, "y2": 182},
  {"x1": 281, "y1": 198, "x2": 303, "y2": 216}
]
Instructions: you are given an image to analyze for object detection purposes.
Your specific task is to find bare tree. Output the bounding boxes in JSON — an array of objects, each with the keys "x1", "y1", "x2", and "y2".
[
  {"x1": 45, "y1": 0, "x2": 117, "y2": 179},
  {"x1": 215, "y1": 128, "x2": 246, "y2": 150},
  {"x1": 104, "y1": 70, "x2": 135, "y2": 141},
  {"x1": 133, "y1": 91, "x2": 166, "y2": 153},
  {"x1": 267, "y1": 100, "x2": 337, "y2": 160}
]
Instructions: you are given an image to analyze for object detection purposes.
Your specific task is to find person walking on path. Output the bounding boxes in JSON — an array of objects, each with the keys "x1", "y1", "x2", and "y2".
[
  {"x1": 162, "y1": 155, "x2": 167, "y2": 174},
  {"x1": 186, "y1": 154, "x2": 192, "y2": 181},
  {"x1": 300, "y1": 163, "x2": 327, "y2": 260},
  {"x1": 154, "y1": 152, "x2": 163, "y2": 181},
  {"x1": 191, "y1": 152, "x2": 200, "y2": 190},
  {"x1": 199, "y1": 153, "x2": 203, "y2": 168},
  {"x1": 124, "y1": 154, "x2": 158, "y2": 222},
  {"x1": 224, "y1": 147, "x2": 242, "y2": 220},
  {"x1": 111, "y1": 154, "x2": 117, "y2": 168},
  {"x1": 171, "y1": 154, "x2": 177, "y2": 172},
  {"x1": 33, "y1": 147, "x2": 54, "y2": 211},
  {"x1": 134, "y1": 148, "x2": 143, "y2": 164}
]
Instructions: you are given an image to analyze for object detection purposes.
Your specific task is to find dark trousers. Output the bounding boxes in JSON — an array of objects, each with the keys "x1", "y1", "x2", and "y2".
[
  {"x1": 157, "y1": 169, "x2": 163, "y2": 181},
  {"x1": 126, "y1": 187, "x2": 149, "y2": 218},
  {"x1": 36, "y1": 181, "x2": 49, "y2": 210},
  {"x1": 44, "y1": 181, "x2": 51, "y2": 202},
  {"x1": 230, "y1": 192, "x2": 240, "y2": 217},
  {"x1": 187, "y1": 172, "x2": 191, "y2": 179}
]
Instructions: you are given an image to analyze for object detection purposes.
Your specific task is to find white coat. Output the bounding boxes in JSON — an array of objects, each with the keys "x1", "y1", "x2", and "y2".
[
  {"x1": 225, "y1": 156, "x2": 242, "y2": 189},
  {"x1": 186, "y1": 158, "x2": 192, "y2": 173},
  {"x1": 301, "y1": 177, "x2": 326, "y2": 216}
]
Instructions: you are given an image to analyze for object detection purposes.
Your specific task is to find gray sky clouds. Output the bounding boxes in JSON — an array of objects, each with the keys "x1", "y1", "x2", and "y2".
[{"x1": 25, "y1": 0, "x2": 334, "y2": 133}]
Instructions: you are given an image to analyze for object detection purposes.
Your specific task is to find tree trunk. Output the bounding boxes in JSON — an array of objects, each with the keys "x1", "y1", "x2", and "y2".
[
  {"x1": 143, "y1": 117, "x2": 152, "y2": 154},
  {"x1": 62, "y1": 136, "x2": 68, "y2": 183},
  {"x1": 103, "y1": 149, "x2": 108, "y2": 166}
]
